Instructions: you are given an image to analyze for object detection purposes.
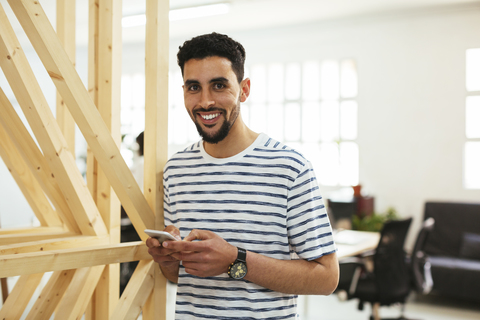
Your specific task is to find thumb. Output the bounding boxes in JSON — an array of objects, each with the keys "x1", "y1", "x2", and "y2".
[{"x1": 184, "y1": 229, "x2": 210, "y2": 242}]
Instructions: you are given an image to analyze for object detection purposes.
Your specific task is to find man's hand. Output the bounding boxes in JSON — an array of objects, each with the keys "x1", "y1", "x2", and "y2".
[
  {"x1": 166, "y1": 229, "x2": 237, "y2": 278},
  {"x1": 146, "y1": 225, "x2": 182, "y2": 282}
]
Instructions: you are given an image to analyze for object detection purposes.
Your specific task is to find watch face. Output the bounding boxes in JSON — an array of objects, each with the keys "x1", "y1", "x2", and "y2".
[{"x1": 230, "y1": 262, "x2": 247, "y2": 279}]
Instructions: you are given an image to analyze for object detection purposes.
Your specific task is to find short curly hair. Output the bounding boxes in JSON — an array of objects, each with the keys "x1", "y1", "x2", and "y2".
[{"x1": 177, "y1": 32, "x2": 246, "y2": 83}]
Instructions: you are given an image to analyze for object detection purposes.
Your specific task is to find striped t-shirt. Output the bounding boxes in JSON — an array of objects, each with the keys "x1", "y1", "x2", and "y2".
[{"x1": 163, "y1": 133, "x2": 336, "y2": 320}]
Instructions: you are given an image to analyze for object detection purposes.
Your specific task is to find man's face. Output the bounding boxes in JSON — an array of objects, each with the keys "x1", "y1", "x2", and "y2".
[{"x1": 183, "y1": 56, "x2": 248, "y2": 144}]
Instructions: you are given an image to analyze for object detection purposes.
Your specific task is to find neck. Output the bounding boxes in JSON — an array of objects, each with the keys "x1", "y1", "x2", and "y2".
[{"x1": 203, "y1": 116, "x2": 259, "y2": 158}]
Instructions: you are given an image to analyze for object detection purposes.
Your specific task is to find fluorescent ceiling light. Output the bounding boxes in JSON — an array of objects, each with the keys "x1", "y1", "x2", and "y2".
[{"x1": 122, "y1": 3, "x2": 230, "y2": 28}]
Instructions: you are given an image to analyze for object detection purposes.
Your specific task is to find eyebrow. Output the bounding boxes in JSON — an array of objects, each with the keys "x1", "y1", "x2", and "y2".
[{"x1": 184, "y1": 77, "x2": 229, "y2": 86}]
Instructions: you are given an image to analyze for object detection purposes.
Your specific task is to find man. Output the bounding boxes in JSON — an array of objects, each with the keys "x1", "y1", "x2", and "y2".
[{"x1": 146, "y1": 32, "x2": 339, "y2": 319}]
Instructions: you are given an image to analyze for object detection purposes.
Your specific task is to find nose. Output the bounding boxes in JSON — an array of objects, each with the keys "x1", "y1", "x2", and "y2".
[{"x1": 199, "y1": 89, "x2": 215, "y2": 109}]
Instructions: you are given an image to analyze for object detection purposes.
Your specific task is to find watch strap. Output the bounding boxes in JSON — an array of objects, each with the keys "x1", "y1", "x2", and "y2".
[{"x1": 236, "y1": 247, "x2": 246, "y2": 263}]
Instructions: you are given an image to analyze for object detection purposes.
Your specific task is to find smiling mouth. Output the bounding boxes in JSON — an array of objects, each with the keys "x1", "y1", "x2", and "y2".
[{"x1": 200, "y1": 113, "x2": 220, "y2": 121}]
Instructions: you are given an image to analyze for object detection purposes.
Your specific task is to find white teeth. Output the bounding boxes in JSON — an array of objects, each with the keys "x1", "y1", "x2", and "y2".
[{"x1": 201, "y1": 113, "x2": 219, "y2": 120}]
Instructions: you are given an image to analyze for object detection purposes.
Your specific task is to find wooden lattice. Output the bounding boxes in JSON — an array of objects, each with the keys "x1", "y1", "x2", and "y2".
[{"x1": 0, "y1": 0, "x2": 169, "y2": 318}]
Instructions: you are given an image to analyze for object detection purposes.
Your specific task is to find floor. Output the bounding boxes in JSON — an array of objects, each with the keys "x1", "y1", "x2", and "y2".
[
  {"x1": 3, "y1": 277, "x2": 480, "y2": 319},
  {"x1": 298, "y1": 292, "x2": 480, "y2": 320}
]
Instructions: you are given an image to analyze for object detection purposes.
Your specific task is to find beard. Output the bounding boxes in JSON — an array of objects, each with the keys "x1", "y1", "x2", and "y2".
[{"x1": 193, "y1": 97, "x2": 241, "y2": 144}]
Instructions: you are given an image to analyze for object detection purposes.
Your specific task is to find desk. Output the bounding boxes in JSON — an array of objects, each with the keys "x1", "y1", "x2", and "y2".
[{"x1": 334, "y1": 230, "x2": 380, "y2": 259}]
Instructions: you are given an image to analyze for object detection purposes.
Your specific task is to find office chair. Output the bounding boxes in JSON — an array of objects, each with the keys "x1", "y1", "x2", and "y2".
[
  {"x1": 336, "y1": 218, "x2": 413, "y2": 320},
  {"x1": 408, "y1": 217, "x2": 435, "y2": 295}
]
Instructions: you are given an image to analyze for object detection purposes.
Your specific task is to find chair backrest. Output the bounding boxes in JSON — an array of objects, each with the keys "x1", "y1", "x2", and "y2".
[
  {"x1": 411, "y1": 217, "x2": 435, "y2": 294},
  {"x1": 374, "y1": 218, "x2": 413, "y2": 304}
]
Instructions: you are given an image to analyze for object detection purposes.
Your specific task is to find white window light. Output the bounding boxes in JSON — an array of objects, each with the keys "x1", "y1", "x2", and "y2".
[{"x1": 122, "y1": 3, "x2": 230, "y2": 28}]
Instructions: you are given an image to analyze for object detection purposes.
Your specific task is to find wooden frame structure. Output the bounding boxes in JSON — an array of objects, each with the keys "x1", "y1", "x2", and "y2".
[{"x1": 0, "y1": 0, "x2": 169, "y2": 318}]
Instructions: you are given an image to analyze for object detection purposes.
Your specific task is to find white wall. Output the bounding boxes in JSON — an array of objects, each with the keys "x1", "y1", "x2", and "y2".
[
  {"x1": 220, "y1": 7, "x2": 480, "y2": 246},
  {"x1": 1, "y1": 5, "x2": 479, "y2": 246}
]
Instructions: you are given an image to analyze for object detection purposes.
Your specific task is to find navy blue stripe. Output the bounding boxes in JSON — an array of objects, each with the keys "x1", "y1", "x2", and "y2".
[
  {"x1": 166, "y1": 171, "x2": 295, "y2": 183},
  {"x1": 287, "y1": 205, "x2": 325, "y2": 222},
  {"x1": 297, "y1": 241, "x2": 335, "y2": 255},
  {"x1": 289, "y1": 223, "x2": 330, "y2": 239},
  {"x1": 175, "y1": 310, "x2": 296, "y2": 320},
  {"x1": 288, "y1": 186, "x2": 319, "y2": 202},
  {"x1": 169, "y1": 180, "x2": 289, "y2": 190},
  {"x1": 244, "y1": 154, "x2": 304, "y2": 165},
  {"x1": 169, "y1": 189, "x2": 287, "y2": 200},
  {"x1": 287, "y1": 214, "x2": 324, "y2": 231},
  {"x1": 294, "y1": 232, "x2": 333, "y2": 248},
  {"x1": 175, "y1": 301, "x2": 295, "y2": 313},
  {"x1": 166, "y1": 162, "x2": 300, "y2": 174},
  {"x1": 178, "y1": 227, "x2": 287, "y2": 238},
  {"x1": 175, "y1": 218, "x2": 286, "y2": 229},
  {"x1": 254, "y1": 147, "x2": 304, "y2": 159},
  {"x1": 170, "y1": 199, "x2": 287, "y2": 210},
  {"x1": 175, "y1": 209, "x2": 286, "y2": 219},
  {"x1": 176, "y1": 292, "x2": 291, "y2": 303},
  {"x1": 287, "y1": 196, "x2": 323, "y2": 212}
]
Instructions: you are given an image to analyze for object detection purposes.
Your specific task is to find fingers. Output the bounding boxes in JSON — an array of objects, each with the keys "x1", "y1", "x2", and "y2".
[
  {"x1": 146, "y1": 237, "x2": 160, "y2": 248},
  {"x1": 184, "y1": 229, "x2": 211, "y2": 242}
]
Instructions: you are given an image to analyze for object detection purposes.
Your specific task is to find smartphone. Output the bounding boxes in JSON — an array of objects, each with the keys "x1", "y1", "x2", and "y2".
[{"x1": 144, "y1": 229, "x2": 178, "y2": 243}]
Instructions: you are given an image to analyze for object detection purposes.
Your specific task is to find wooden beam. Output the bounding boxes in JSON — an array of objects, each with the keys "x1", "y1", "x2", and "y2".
[
  {"x1": 56, "y1": 0, "x2": 76, "y2": 153},
  {"x1": 86, "y1": 0, "x2": 99, "y2": 202},
  {"x1": 0, "y1": 2, "x2": 108, "y2": 237},
  {"x1": 0, "y1": 230, "x2": 76, "y2": 245},
  {"x1": 6, "y1": 0, "x2": 155, "y2": 238},
  {"x1": 54, "y1": 266, "x2": 105, "y2": 320},
  {"x1": 110, "y1": 260, "x2": 155, "y2": 319},
  {"x1": 0, "y1": 241, "x2": 150, "y2": 278},
  {"x1": 0, "y1": 273, "x2": 44, "y2": 319},
  {"x1": 0, "y1": 87, "x2": 80, "y2": 233},
  {"x1": 0, "y1": 235, "x2": 109, "y2": 255},
  {"x1": 0, "y1": 118, "x2": 62, "y2": 227},
  {"x1": 143, "y1": 0, "x2": 170, "y2": 319},
  {"x1": 25, "y1": 269, "x2": 76, "y2": 320},
  {"x1": 0, "y1": 226, "x2": 66, "y2": 235}
]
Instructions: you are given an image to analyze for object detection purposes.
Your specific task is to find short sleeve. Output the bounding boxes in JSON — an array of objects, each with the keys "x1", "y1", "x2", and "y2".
[{"x1": 286, "y1": 161, "x2": 336, "y2": 260}]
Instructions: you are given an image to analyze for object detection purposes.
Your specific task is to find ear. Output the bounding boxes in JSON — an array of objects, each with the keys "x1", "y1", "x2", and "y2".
[{"x1": 240, "y1": 78, "x2": 251, "y2": 103}]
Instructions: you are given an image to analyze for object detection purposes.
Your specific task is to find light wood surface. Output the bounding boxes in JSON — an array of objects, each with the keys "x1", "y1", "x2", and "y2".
[{"x1": 334, "y1": 230, "x2": 380, "y2": 259}]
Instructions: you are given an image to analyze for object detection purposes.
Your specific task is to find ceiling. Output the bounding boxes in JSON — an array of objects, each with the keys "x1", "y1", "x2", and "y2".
[{"x1": 1, "y1": 0, "x2": 480, "y2": 46}]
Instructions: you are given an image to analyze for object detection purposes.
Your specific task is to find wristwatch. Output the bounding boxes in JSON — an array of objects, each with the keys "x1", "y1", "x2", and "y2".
[{"x1": 228, "y1": 247, "x2": 247, "y2": 279}]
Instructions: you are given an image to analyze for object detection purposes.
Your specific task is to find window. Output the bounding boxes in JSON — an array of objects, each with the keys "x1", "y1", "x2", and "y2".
[
  {"x1": 465, "y1": 49, "x2": 480, "y2": 189},
  {"x1": 243, "y1": 59, "x2": 359, "y2": 187},
  {"x1": 120, "y1": 59, "x2": 360, "y2": 188}
]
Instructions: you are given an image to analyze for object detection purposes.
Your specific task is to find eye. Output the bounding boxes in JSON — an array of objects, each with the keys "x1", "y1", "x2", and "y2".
[
  {"x1": 187, "y1": 84, "x2": 200, "y2": 91},
  {"x1": 213, "y1": 83, "x2": 226, "y2": 90}
]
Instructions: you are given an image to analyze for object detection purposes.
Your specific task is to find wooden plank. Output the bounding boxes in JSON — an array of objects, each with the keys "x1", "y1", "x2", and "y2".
[
  {"x1": 110, "y1": 260, "x2": 155, "y2": 320},
  {"x1": 0, "y1": 118, "x2": 62, "y2": 227},
  {"x1": 0, "y1": 241, "x2": 150, "y2": 278},
  {"x1": 0, "y1": 235, "x2": 109, "y2": 255},
  {"x1": 56, "y1": 0, "x2": 76, "y2": 153},
  {"x1": 143, "y1": 0, "x2": 170, "y2": 318},
  {"x1": 0, "y1": 230, "x2": 76, "y2": 245},
  {"x1": 6, "y1": 0, "x2": 155, "y2": 237},
  {"x1": 0, "y1": 226, "x2": 65, "y2": 235},
  {"x1": 54, "y1": 266, "x2": 105, "y2": 320},
  {"x1": 86, "y1": 0, "x2": 99, "y2": 202},
  {"x1": 144, "y1": 0, "x2": 169, "y2": 228},
  {"x1": 0, "y1": 87, "x2": 80, "y2": 233},
  {"x1": 25, "y1": 269, "x2": 76, "y2": 320},
  {"x1": 0, "y1": 2, "x2": 108, "y2": 237},
  {"x1": 143, "y1": 267, "x2": 168, "y2": 320},
  {"x1": 85, "y1": 1, "x2": 99, "y2": 317},
  {"x1": 0, "y1": 273, "x2": 44, "y2": 319},
  {"x1": 89, "y1": 1, "x2": 123, "y2": 318}
]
